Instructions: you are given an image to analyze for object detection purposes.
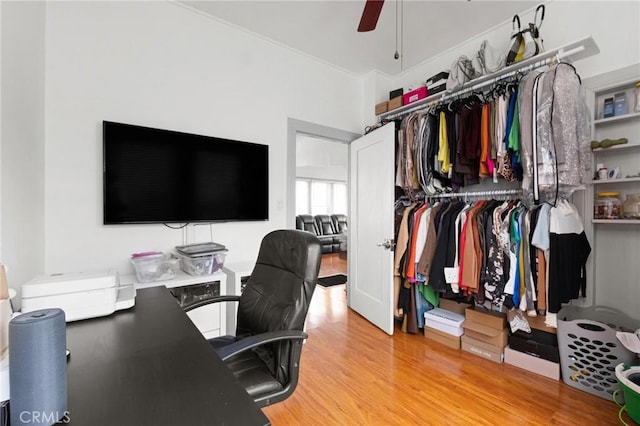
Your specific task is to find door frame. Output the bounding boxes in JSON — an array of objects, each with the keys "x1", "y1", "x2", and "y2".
[{"x1": 286, "y1": 118, "x2": 360, "y2": 230}]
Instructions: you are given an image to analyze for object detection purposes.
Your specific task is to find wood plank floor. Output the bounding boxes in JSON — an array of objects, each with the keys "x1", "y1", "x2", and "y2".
[
  {"x1": 262, "y1": 280, "x2": 626, "y2": 425},
  {"x1": 318, "y1": 252, "x2": 347, "y2": 277}
]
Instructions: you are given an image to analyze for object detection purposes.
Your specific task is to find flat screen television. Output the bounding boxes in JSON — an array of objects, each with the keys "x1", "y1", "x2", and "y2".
[{"x1": 103, "y1": 121, "x2": 268, "y2": 224}]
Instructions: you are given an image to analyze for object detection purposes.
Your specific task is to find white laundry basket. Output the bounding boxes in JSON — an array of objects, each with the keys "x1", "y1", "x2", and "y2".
[{"x1": 557, "y1": 305, "x2": 640, "y2": 400}]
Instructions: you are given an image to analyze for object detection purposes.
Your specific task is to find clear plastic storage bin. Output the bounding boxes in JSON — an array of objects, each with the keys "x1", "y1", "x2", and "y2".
[
  {"x1": 178, "y1": 251, "x2": 227, "y2": 276},
  {"x1": 130, "y1": 253, "x2": 180, "y2": 283}
]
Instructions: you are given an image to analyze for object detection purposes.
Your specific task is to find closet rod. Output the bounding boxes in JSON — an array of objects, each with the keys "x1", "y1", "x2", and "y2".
[
  {"x1": 427, "y1": 188, "x2": 523, "y2": 200},
  {"x1": 381, "y1": 44, "x2": 586, "y2": 121}
]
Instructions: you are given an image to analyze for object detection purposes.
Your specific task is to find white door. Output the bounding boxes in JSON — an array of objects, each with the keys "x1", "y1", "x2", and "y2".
[{"x1": 348, "y1": 122, "x2": 396, "y2": 335}]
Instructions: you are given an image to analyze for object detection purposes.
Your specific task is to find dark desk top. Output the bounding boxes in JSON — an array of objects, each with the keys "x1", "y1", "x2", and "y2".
[{"x1": 65, "y1": 286, "x2": 270, "y2": 426}]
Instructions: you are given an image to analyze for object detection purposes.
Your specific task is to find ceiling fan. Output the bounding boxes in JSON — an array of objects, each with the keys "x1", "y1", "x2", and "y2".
[{"x1": 357, "y1": 0, "x2": 385, "y2": 32}]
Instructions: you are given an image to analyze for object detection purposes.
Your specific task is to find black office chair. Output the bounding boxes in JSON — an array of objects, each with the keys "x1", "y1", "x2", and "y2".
[{"x1": 183, "y1": 229, "x2": 321, "y2": 407}]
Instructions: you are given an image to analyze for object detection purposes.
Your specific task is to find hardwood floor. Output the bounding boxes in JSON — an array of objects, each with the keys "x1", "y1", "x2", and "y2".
[
  {"x1": 263, "y1": 282, "x2": 625, "y2": 425},
  {"x1": 318, "y1": 252, "x2": 347, "y2": 277}
]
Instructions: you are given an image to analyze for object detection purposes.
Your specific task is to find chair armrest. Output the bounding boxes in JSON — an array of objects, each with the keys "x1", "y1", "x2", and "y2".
[
  {"x1": 182, "y1": 295, "x2": 241, "y2": 312},
  {"x1": 217, "y1": 330, "x2": 308, "y2": 361}
]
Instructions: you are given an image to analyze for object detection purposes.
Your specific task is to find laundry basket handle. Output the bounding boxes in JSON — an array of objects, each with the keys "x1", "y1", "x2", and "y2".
[
  {"x1": 593, "y1": 305, "x2": 626, "y2": 316},
  {"x1": 576, "y1": 322, "x2": 606, "y2": 332}
]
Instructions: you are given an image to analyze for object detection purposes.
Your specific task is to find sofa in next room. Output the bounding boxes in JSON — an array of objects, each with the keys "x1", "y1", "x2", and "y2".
[{"x1": 295, "y1": 214, "x2": 347, "y2": 254}]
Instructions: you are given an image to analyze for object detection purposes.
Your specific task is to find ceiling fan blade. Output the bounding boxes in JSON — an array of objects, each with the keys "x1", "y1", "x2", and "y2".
[{"x1": 357, "y1": 0, "x2": 385, "y2": 32}]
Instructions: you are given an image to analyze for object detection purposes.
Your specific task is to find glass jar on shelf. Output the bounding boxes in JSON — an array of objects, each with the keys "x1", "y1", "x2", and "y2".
[
  {"x1": 594, "y1": 192, "x2": 621, "y2": 219},
  {"x1": 635, "y1": 82, "x2": 640, "y2": 112},
  {"x1": 622, "y1": 193, "x2": 640, "y2": 219}
]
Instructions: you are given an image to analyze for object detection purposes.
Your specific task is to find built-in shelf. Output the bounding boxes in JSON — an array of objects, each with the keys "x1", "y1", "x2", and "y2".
[
  {"x1": 591, "y1": 177, "x2": 640, "y2": 185},
  {"x1": 592, "y1": 143, "x2": 640, "y2": 153},
  {"x1": 378, "y1": 36, "x2": 599, "y2": 120},
  {"x1": 593, "y1": 111, "x2": 640, "y2": 126},
  {"x1": 593, "y1": 219, "x2": 640, "y2": 224}
]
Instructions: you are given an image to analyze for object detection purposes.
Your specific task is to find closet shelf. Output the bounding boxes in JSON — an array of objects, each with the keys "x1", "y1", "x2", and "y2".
[
  {"x1": 592, "y1": 143, "x2": 640, "y2": 153},
  {"x1": 591, "y1": 177, "x2": 640, "y2": 185},
  {"x1": 378, "y1": 36, "x2": 599, "y2": 121},
  {"x1": 592, "y1": 219, "x2": 640, "y2": 225},
  {"x1": 593, "y1": 111, "x2": 640, "y2": 126}
]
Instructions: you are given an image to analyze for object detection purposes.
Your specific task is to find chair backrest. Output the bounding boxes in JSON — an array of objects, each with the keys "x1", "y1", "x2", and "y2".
[
  {"x1": 314, "y1": 214, "x2": 336, "y2": 236},
  {"x1": 331, "y1": 214, "x2": 348, "y2": 233},
  {"x1": 296, "y1": 214, "x2": 319, "y2": 235},
  {"x1": 236, "y1": 229, "x2": 321, "y2": 384}
]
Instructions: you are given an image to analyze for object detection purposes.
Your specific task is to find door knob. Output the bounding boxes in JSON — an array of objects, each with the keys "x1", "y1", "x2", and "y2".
[{"x1": 376, "y1": 239, "x2": 395, "y2": 250}]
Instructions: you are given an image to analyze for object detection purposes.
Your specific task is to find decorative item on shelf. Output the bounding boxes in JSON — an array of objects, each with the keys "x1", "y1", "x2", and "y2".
[
  {"x1": 635, "y1": 82, "x2": 640, "y2": 112},
  {"x1": 594, "y1": 192, "x2": 621, "y2": 219},
  {"x1": 591, "y1": 137, "x2": 628, "y2": 149},
  {"x1": 608, "y1": 166, "x2": 621, "y2": 179},
  {"x1": 622, "y1": 193, "x2": 640, "y2": 219},
  {"x1": 614, "y1": 91, "x2": 628, "y2": 116},
  {"x1": 603, "y1": 97, "x2": 615, "y2": 118},
  {"x1": 596, "y1": 163, "x2": 608, "y2": 180}
]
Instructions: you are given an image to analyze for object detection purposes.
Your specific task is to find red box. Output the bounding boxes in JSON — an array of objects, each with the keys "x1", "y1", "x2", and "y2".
[{"x1": 403, "y1": 87, "x2": 427, "y2": 105}]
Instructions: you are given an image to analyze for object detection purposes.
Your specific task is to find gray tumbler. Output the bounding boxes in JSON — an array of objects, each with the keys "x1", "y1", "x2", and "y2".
[{"x1": 9, "y1": 309, "x2": 67, "y2": 425}]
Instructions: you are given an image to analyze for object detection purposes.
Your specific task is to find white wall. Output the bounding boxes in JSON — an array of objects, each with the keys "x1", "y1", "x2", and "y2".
[
  {"x1": 1, "y1": 1, "x2": 46, "y2": 299},
  {"x1": 390, "y1": 1, "x2": 640, "y2": 100},
  {"x1": 363, "y1": 70, "x2": 392, "y2": 130},
  {"x1": 42, "y1": 2, "x2": 363, "y2": 279},
  {"x1": 296, "y1": 135, "x2": 348, "y2": 181}
]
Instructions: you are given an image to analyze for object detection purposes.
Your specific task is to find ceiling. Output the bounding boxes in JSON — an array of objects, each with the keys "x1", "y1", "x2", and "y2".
[{"x1": 180, "y1": 1, "x2": 537, "y2": 76}]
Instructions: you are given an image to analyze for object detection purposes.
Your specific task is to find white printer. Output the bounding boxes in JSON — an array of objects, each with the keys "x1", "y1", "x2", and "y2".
[{"x1": 21, "y1": 270, "x2": 136, "y2": 322}]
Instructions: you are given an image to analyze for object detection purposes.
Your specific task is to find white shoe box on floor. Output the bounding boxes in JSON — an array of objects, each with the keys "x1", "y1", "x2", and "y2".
[{"x1": 424, "y1": 308, "x2": 465, "y2": 337}]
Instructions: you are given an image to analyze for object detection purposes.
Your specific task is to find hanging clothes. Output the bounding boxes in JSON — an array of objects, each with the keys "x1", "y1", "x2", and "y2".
[
  {"x1": 390, "y1": 61, "x2": 593, "y2": 332},
  {"x1": 546, "y1": 200, "x2": 591, "y2": 313}
]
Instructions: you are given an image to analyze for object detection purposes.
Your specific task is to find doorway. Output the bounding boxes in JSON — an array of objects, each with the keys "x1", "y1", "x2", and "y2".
[{"x1": 286, "y1": 119, "x2": 359, "y2": 281}]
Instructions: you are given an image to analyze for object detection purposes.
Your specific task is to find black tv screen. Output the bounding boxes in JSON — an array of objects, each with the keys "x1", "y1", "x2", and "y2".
[{"x1": 103, "y1": 121, "x2": 268, "y2": 224}]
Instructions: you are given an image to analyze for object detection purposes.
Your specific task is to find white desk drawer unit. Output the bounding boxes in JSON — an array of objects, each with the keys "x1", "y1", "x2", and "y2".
[{"x1": 121, "y1": 270, "x2": 227, "y2": 339}]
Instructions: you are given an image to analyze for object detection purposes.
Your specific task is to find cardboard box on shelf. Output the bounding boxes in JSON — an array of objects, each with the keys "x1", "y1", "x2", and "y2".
[
  {"x1": 504, "y1": 346, "x2": 560, "y2": 380},
  {"x1": 388, "y1": 96, "x2": 403, "y2": 110},
  {"x1": 375, "y1": 101, "x2": 389, "y2": 115},
  {"x1": 463, "y1": 320, "x2": 508, "y2": 347},
  {"x1": 461, "y1": 335, "x2": 504, "y2": 363},
  {"x1": 465, "y1": 306, "x2": 507, "y2": 330},
  {"x1": 439, "y1": 298, "x2": 472, "y2": 315},
  {"x1": 402, "y1": 87, "x2": 427, "y2": 105},
  {"x1": 424, "y1": 325, "x2": 461, "y2": 350}
]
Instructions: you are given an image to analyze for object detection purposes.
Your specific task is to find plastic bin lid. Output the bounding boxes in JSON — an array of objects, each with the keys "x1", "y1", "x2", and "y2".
[
  {"x1": 177, "y1": 249, "x2": 228, "y2": 259},
  {"x1": 175, "y1": 242, "x2": 226, "y2": 256},
  {"x1": 424, "y1": 308, "x2": 465, "y2": 326}
]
